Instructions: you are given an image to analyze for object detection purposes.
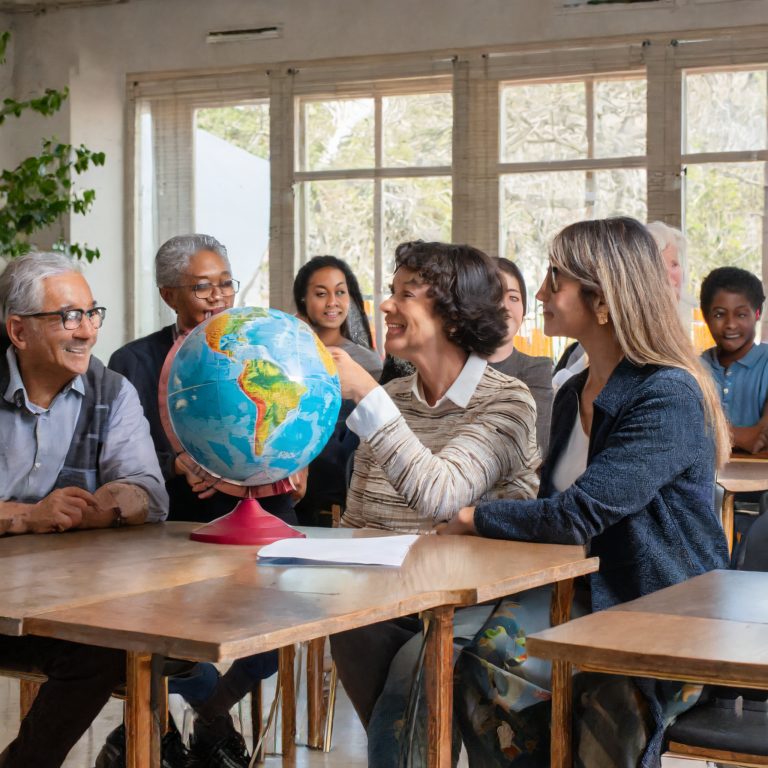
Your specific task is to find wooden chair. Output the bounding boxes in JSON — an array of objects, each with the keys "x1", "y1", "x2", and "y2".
[{"x1": 664, "y1": 510, "x2": 768, "y2": 766}]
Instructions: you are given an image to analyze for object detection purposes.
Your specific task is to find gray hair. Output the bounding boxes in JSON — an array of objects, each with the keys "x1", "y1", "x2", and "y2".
[
  {"x1": 646, "y1": 221, "x2": 687, "y2": 263},
  {"x1": 0, "y1": 251, "x2": 80, "y2": 322},
  {"x1": 154, "y1": 234, "x2": 230, "y2": 288}
]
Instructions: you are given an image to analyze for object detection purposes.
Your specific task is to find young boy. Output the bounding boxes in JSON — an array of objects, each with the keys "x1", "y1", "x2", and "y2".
[{"x1": 700, "y1": 266, "x2": 768, "y2": 453}]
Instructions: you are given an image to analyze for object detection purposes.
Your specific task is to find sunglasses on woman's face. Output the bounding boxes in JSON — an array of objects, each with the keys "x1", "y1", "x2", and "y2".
[{"x1": 547, "y1": 265, "x2": 560, "y2": 293}]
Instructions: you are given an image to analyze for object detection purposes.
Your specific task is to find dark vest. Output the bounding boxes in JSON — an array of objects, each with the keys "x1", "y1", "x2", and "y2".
[{"x1": 0, "y1": 349, "x2": 123, "y2": 494}]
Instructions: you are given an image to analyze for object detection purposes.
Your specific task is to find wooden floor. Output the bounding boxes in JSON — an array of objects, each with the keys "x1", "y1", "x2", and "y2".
[{"x1": 0, "y1": 673, "x2": 707, "y2": 767}]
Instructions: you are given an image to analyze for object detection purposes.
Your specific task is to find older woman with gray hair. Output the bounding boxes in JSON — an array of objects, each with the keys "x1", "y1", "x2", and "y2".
[
  {"x1": 646, "y1": 220, "x2": 687, "y2": 303},
  {"x1": 105, "y1": 234, "x2": 289, "y2": 768}
]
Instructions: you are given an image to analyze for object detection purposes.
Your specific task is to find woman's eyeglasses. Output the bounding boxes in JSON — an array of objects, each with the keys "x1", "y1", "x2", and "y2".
[
  {"x1": 172, "y1": 279, "x2": 240, "y2": 299},
  {"x1": 547, "y1": 265, "x2": 560, "y2": 294}
]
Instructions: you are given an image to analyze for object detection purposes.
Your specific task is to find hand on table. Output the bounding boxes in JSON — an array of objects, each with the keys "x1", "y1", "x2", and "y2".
[
  {"x1": 732, "y1": 424, "x2": 768, "y2": 455},
  {"x1": 752, "y1": 425, "x2": 768, "y2": 454},
  {"x1": 435, "y1": 506, "x2": 478, "y2": 536},
  {"x1": 29, "y1": 487, "x2": 97, "y2": 533}
]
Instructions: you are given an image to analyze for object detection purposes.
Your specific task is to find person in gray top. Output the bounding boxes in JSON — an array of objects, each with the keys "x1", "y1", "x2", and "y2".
[
  {"x1": 488, "y1": 257, "x2": 553, "y2": 455},
  {"x1": 293, "y1": 254, "x2": 383, "y2": 378},
  {"x1": 292, "y1": 255, "x2": 382, "y2": 524}
]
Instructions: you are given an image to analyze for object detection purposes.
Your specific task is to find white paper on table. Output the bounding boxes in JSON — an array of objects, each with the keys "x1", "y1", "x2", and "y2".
[{"x1": 256, "y1": 534, "x2": 419, "y2": 567}]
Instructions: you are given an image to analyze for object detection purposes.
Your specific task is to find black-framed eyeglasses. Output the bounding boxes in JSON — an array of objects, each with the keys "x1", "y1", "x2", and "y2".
[
  {"x1": 547, "y1": 265, "x2": 560, "y2": 294},
  {"x1": 21, "y1": 306, "x2": 107, "y2": 330},
  {"x1": 172, "y1": 279, "x2": 240, "y2": 299}
]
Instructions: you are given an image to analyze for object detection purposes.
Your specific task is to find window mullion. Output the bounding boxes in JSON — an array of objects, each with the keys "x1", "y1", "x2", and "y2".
[
  {"x1": 374, "y1": 95, "x2": 384, "y2": 351},
  {"x1": 646, "y1": 41, "x2": 682, "y2": 226},
  {"x1": 585, "y1": 79, "x2": 596, "y2": 219},
  {"x1": 764, "y1": 74, "x2": 768, "y2": 340},
  {"x1": 269, "y1": 70, "x2": 297, "y2": 313}
]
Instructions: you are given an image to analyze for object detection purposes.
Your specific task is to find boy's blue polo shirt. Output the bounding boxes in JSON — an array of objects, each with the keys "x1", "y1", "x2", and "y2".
[{"x1": 701, "y1": 342, "x2": 768, "y2": 427}]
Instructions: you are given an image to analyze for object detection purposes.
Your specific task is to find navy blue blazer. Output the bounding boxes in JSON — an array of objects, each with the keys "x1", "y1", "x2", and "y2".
[
  {"x1": 475, "y1": 358, "x2": 729, "y2": 767},
  {"x1": 476, "y1": 359, "x2": 729, "y2": 612}
]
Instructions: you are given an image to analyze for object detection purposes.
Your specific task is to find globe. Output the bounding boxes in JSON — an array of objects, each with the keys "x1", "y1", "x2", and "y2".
[{"x1": 164, "y1": 306, "x2": 342, "y2": 488}]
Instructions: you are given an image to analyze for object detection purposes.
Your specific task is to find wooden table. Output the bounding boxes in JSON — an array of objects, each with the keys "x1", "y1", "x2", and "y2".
[
  {"x1": 528, "y1": 569, "x2": 768, "y2": 768},
  {"x1": 718, "y1": 452, "x2": 768, "y2": 553},
  {"x1": 2, "y1": 523, "x2": 598, "y2": 768}
]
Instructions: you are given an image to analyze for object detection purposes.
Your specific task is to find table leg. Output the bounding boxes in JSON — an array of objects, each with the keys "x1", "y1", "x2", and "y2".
[
  {"x1": 125, "y1": 651, "x2": 156, "y2": 768},
  {"x1": 550, "y1": 659, "x2": 573, "y2": 768},
  {"x1": 722, "y1": 490, "x2": 735, "y2": 555},
  {"x1": 19, "y1": 679, "x2": 41, "y2": 719},
  {"x1": 306, "y1": 637, "x2": 325, "y2": 749},
  {"x1": 424, "y1": 605, "x2": 454, "y2": 768},
  {"x1": 550, "y1": 579, "x2": 575, "y2": 768},
  {"x1": 280, "y1": 644, "x2": 296, "y2": 763},
  {"x1": 550, "y1": 578, "x2": 575, "y2": 626}
]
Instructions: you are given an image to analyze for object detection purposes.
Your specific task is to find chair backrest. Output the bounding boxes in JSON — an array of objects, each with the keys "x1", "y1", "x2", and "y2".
[{"x1": 741, "y1": 508, "x2": 768, "y2": 572}]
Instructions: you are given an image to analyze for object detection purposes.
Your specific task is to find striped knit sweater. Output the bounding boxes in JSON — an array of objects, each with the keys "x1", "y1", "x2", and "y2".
[{"x1": 342, "y1": 365, "x2": 540, "y2": 533}]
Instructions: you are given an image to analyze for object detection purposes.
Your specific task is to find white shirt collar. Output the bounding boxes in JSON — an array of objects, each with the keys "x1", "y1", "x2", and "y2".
[{"x1": 411, "y1": 353, "x2": 487, "y2": 410}]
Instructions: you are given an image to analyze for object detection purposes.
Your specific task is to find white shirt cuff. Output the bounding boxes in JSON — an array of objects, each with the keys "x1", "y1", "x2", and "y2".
[{"x1": 346, "y1": 386, "x2": 401, "y2": 441}]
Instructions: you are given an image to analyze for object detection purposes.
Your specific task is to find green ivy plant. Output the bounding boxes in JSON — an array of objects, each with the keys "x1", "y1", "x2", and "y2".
[{"x1": 0, "y1": 31, "x2": 105, "y2": 262}]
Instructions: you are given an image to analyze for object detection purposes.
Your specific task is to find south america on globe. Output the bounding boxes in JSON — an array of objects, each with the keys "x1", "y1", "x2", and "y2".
[{"x1": 166, "y1": 307, "x2": 342, "y2": 487}]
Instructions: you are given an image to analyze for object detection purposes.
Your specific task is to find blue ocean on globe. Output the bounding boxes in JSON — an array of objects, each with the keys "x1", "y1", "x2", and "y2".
[{"x1": 166, "y1": 307, "x2": 342, "y2": 486}]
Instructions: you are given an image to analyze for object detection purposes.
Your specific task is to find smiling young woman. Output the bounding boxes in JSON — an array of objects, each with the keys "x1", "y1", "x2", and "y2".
[{"x1": 293, "y1": 255, "x2": 382, "y2": 378}]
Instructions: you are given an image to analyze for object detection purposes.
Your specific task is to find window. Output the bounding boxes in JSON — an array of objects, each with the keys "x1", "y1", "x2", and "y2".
[
  {"x1": 130, "y1": 33, "x2": 768, "y2": 353},
  {"x1": 195, "y1": 103, "x2": 271, "y2": 308},
  {"x1": 499, "y1": 74, "x2": 647, "y2": 355},
  {"x1": 683, "y1": 68, "x2": 768, "y2": 289},
  {"x1": 295, "y1": 86, "x2": 452, "y2": 346}
]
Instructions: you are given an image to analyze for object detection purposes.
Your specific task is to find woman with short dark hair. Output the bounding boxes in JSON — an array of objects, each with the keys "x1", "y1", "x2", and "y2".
[
  {"x1": 328, "y1": 240, "x2": 541, "y2": 767},
  {"x1": 330, "y1": 240, "x2": 539, "y2": 532}
]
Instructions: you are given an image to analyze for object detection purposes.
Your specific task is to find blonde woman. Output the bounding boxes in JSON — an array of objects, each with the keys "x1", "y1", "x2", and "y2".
[{"x1": 443, "y1": 217, "x2": 730, "y2": 768}]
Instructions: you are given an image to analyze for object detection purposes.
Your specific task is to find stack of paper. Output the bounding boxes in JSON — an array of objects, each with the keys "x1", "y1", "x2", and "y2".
[{"x1": 257, "y1": 534, "x2": 419, "y2": 567}]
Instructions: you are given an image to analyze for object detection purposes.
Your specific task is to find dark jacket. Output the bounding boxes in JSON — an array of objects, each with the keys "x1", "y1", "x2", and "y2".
[
  {"x1": 477, "y1": 359, "x2": 728, "y2": 610},
  {"x1": 475, "y1": 359, "x2": 729, "y2": 768},
  {"x1": 109, "y1": 325, "x2": 294, "y2": 524}
]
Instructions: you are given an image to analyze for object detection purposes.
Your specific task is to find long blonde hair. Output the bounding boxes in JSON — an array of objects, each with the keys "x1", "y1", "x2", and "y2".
[{"x1": 550, "y1": 217, "x2": 731, "y2": 467}]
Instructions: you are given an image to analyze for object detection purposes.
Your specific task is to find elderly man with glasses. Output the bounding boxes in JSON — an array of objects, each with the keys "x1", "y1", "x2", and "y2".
[{"x1": 0, "y1": 251, "x2": 168, "y2": 768}]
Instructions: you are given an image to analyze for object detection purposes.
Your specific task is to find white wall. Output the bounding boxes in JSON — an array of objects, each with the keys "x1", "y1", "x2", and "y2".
[
  {"x1": 0, "y1": 14, "x2": 14, "y2": 174},
  {"x1": 5, "y1": 0, "x2": 768, "y2": 356}
]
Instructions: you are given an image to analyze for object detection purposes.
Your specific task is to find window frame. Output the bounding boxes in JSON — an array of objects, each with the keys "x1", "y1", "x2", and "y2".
[
  {"x1": 293, "y1": 76, "x2": 453, "y2": 347},
  {"x1": 126, "y1": 28, "x2": 768, "y2": 345}
]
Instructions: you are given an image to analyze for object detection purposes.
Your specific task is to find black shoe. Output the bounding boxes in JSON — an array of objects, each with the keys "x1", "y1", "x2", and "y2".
[
  {"x1": 94, "y1": 724, "x2": 125, "y2": 768},
  {"x1": 94, "y1": 723, "x2": 190, "y2": 768},
  {"x1": 189, "y1": 716, "x2": 251, "y2": 768},
  {"x1": 161, "y1": 728, "x2": 192, "y2": 768}
]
